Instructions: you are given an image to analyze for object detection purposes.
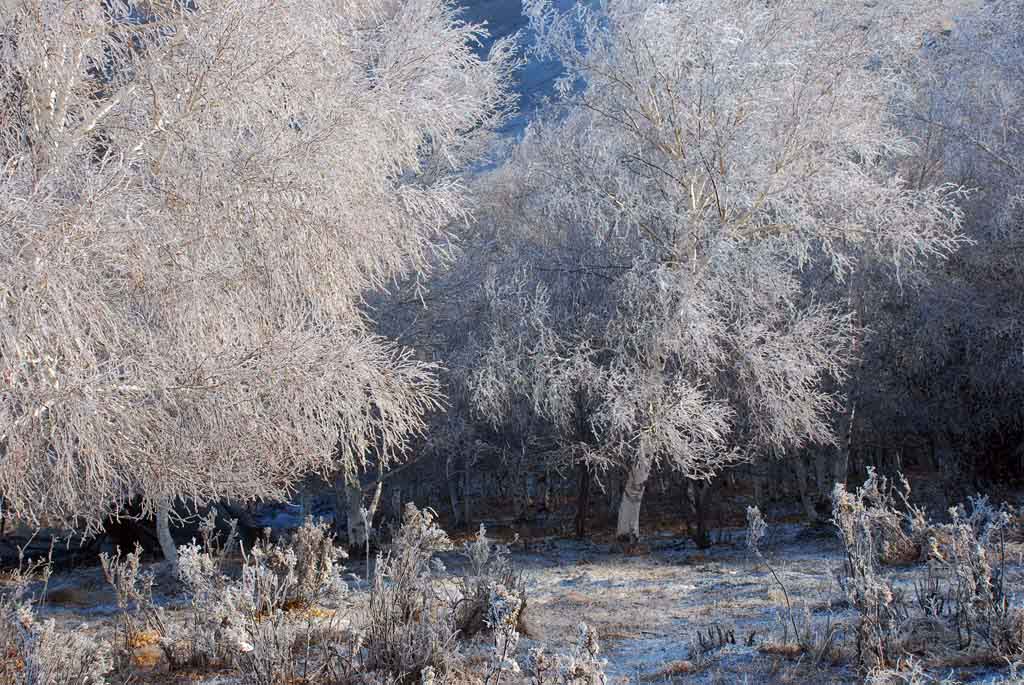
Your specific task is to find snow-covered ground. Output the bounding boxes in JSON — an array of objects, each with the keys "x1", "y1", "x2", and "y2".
[{"x1": 503, "y1": 526, "x2": 859, "y2": 683}]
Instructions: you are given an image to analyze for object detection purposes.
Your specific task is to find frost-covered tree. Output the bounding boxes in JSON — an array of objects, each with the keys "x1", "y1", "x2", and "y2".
[
  {"x1": 470, "y1": 0, "x2": 967, "y2": 540},
  {"x1": 0, "y1": 0, "x2": 515, "y2": 560}
]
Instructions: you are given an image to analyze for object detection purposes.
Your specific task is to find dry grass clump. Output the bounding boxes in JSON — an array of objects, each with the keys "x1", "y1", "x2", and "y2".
[
  {"x1": 834, "y1": 472, "x2": 1024, "y2": 674},
  {"x1": 833, "y1": 469, "x2": 932, "y2": 567},
  {"x1": 757, "y1": 642, "x2": 806, "y2": 659},
  {"x1": 746, "y1": 507, "x2": 844, "y2": 667},
  {"x1": 644, "y1": 659, "x2": 697, "y2": 680}
]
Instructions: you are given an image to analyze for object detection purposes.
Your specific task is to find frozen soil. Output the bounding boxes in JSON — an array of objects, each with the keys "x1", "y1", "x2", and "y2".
[
  {"x1": 9, "y1": 523, "x2": 1024, "y2": 684},
  {"x1": 496, "y1": 525, "x2": 858, "y2": 684}
]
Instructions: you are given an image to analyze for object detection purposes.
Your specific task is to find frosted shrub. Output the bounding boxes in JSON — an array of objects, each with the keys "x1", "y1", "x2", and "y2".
[
  {"x1": 527, "y1": 623, "x2": 607, "y2": 685},
  {"x1": 1, "y1": 600, "x2": 111, "y2": 685},
  {"x1": 835, "y1": 473, "x2": 1024, "y2": 669},
  {"x1": 361, "y1": 504, "x2": 457, "y2": 680},
  {"x1": 171, "y1": 542, "x2": 246, "y2": 668},
  {"x1": 932, "y1": 497, "x2": 1022, "y2": 657},
  {"x1": 240, "y1": 517, "x2": 346, "y2": 615},
  {"x1": 235, "y1": 617, "x2": 306, "y2": 685},
  {"x1": 170, "y1": 518, "x2": 347, "y2": 672},
  {"x1": 0, "y1": 557, "x2": 110, "y2": 684},
  {"x1": 100, "y1": 543, "x2": 165, "y2": 668},
  {"x1": 745, "y1": 506, "x2": 768, "y2": 557},
  {"x1": 834, "y1": 476, "x2": 915, "y2": 668},
  {"x1": 487, "y1": 583, "x2": 523, "y2": 677},
  {"x1": 834, "y1": 469, "x2": 931, "y2": 566},
  {"x1": 454, "y1": 524, "x2": 527, "y2": 640},
  {"x1": 288, "y1": 517, "x2": 345, "y2": 608}
]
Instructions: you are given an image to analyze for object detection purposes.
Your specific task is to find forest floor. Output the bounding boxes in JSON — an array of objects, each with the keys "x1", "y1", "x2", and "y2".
[{"x1": 12, "y1": 518, "x2": 1024, "y2": 684}]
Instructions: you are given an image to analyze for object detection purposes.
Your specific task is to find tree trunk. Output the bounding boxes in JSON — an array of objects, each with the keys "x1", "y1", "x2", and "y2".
[
  {"x1": 345, "y1": 479, "x2": 368, "y2": 550},
  {"x1": 345, "y1": 476, "x2": 382, "y2": 552},
  {"x1": 334, "y1": 463, "x2": 385, "y2": 553},
  {"x1": 155, "y1": 501, "x2": 177, "y2": 566},
  {"x1": 616, "y1": 447, "x2": 652, "y2": 542},
  {"x1": 447, "y1": 477, "x2": 463, "y2": 528},
  {"x1": 461, "y1": 465, "x2": 472, "y2": 525},
  {"x1": 793, "y1": 457, "x2": 820, "y2": 524},
  {"x1": 574, "y1": 462, "x2": 591, "y2": 539},
  {"x1": 687, "y1": 480, "x2": 712, "y2": 549},
  {"x1": 833, "y1": 401, "x2": 856, "y2": 488},
  {"x1": 446, "y1": 453, "x2": 463, "y2": 528}
]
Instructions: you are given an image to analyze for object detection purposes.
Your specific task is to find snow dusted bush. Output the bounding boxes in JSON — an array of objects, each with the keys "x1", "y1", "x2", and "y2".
[
  {"x1": 486, "y1": 583, "x2": 524, "y2": 678},
  {"x1": 0, "y1": 586, "x2": 110, "y2": 685},
  {"x1": 287, "y1": 517, "x2": 346, "y2": 609},
  {"x1": 926, "y1": 496, "x2": 1023, "y2": 658},
  {"x1": 453, "y1": 524, "x2": 527, "y2": 641},
  {"x1": 9, "y1": 608, "x2": 111, "y2": 685},
  {"x1": 169, "y1": 516, "x2": 346, "y2": 671},
  {"x1": 229, "y1": 519, "x2": 348, "y2": 683},
  {"x1": 238, "y1": 517, "x2": 346, "y2": 616},
  {"x1": 527, "y1": 623, "x2": 607, "y2": 685},
  {"x1": 171, "y1": 541, "x2": 256, "y2": 668},
  {"x1": 361, "y1": 504, "x2": 458, "y2": 680},
  {"x1": 833, "y1": 469, "x2": 932, "y2": 567},
  {"x1": 834, "y1": 475, "x2": 929, "y2": 669},
  {"x1": 100, "y1": 543, "x2": 165, "y2": 669}
]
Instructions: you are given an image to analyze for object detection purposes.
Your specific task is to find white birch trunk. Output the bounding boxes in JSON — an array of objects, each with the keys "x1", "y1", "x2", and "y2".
[
  {"x1": 345, "y1": 480, "x2": 367, "y2": 549},
  {"x1": 615, "y1": 445, "x2": 652, "y2": 541},
  {"x1": 155, "y1": 501, "x2": 177, "y2": 566},
  {"x1": 345, "y1": 476, "x2": 382, "y2": 550}
]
